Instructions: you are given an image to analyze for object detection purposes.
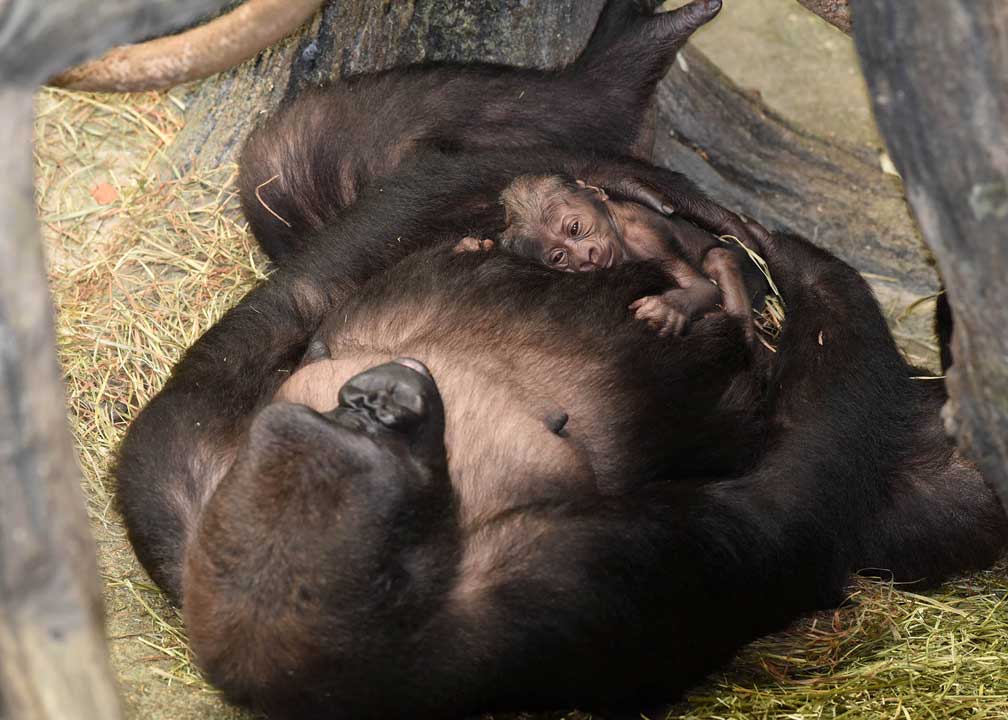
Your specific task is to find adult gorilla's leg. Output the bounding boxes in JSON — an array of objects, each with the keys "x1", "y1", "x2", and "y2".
[
  {"x1": 427, "y1": 230, "x2": 1007, "y2": 715},
  {"x1": 726, "y1": 228, "x2": 1006, "y2": 585},
  {"x1": 238, "y1": 0, "x2": 721, "y2": 261}
]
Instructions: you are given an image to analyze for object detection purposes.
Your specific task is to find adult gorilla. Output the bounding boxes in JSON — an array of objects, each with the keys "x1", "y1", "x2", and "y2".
[{"x1": 115, "y1": 1, "x2": 1006, "y2": 718}]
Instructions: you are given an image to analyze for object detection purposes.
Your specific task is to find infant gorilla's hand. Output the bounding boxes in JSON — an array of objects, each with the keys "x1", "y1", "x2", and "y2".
[
  {"x1": 630, "y1": 291, "x2": 698, "y2": 337},
  {"x1": 453, "y1": 236, "x2": 495, "y2": 254}
]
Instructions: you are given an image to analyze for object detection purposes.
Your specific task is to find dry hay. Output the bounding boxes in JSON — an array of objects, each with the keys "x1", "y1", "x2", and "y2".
[
  {"x1": 34, "y1": 88, "x2": 1008, "y2": 720},
  {"x1": 35, "y1": 86, "x2": 258, "y2": 720}
]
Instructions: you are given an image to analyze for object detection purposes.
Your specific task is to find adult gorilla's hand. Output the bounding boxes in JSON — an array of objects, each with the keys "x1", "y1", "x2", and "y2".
[{"x1": 594, "y1": 165, "x2": 771, "y2": 256}]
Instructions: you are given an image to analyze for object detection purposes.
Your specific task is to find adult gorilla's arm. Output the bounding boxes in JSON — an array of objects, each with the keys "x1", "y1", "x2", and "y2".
[{"x1": 115, "y1": 151, "x2": 510, "y2": 601}]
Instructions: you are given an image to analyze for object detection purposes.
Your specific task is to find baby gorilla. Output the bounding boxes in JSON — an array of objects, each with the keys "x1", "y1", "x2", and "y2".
[{"x1": 458, "y1": 173, "x2": 761, "y2": 336}]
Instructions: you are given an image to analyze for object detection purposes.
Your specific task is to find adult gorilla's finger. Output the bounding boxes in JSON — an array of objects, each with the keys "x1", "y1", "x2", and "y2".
[
  {"x1": 674, "y1": 196, "x2": 769, "y2": 256},
  {"x1": 740, "y1": 216, "x2": 776, "y2": 256},
  {"x1": 656, "y1": 0, "x2": 723, "y2": 47},
  {"x1": 612, "y1": 179, "x2": 669, "y2": 216}
]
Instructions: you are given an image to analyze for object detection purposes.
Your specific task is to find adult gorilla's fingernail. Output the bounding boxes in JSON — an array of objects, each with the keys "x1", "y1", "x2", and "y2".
[
  {"x1": 665, "y1": 0, "x2": 723, "y2": 34},
  {"x1": 661, "y1": 204, "x2": 675, "y2": 215}
]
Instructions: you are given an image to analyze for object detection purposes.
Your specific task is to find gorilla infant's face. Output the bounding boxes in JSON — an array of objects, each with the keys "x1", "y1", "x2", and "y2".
[
  {"x1": 531, "y1": 186, "x2": 626, "y2": 272},
  {"x1": 501, "y1": 175, "x2": 628, "y2": 272}
]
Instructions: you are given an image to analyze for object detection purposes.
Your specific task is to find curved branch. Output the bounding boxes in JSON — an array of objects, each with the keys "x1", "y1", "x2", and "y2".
[
  {"x1": 0, "y1": 0, "x2": 231, "y2": 85},
  {"x1": 49, "y1": 0, "x2": 325, "y2": 92}
]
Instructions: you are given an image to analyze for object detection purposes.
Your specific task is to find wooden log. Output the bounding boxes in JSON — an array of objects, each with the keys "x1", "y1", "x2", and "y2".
[
  {"x1": 652, "y1": 45, "x2": 933, "y2": 295},
  {"x1": 851, "y1": 0, "x2": 1008, "y2": 510},
  {"x1": 0, "y1": 0, "x2": 231, "y2": 85},
  {"x1": 49, "y1": 0, "x2": 326, "y2": 93},
  {"x1": 0, "y1": 82, "x2": 123, "y2": 720},
  {"x1": 0, "y1": 2, "x2": 230, "y2": 718}
]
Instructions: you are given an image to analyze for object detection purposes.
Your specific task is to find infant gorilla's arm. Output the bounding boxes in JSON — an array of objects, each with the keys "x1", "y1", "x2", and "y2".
[
  {"x1": 613, "y1": 205, "x2": 749, "y2": 337},
  {"x1": 627, "y1": 247, "x2": 721, "y2": 337},
  {"x1": 453, "y1": 236, "x2": 494, "y2": 254},
  {"x1": 661, "y1": 215, "x2": 764, "y2": 339},
  {"x1": 496, "y1": 173, "x2": 759, "y2": 337}
]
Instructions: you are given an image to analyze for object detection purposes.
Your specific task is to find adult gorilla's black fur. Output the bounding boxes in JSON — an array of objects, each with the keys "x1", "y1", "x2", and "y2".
[{"x1": 115, "y1": 1, "x2": 1006, "y2": 718}]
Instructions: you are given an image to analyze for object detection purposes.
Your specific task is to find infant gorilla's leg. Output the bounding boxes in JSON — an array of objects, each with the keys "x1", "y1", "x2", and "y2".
[{"x1": 702, "y1": 246, "x2": 756, "y2": 338}]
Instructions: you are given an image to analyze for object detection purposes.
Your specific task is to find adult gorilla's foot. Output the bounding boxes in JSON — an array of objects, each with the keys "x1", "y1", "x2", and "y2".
[{"x1": 338, "y1": 360, "x2": 441, "y2": 435}]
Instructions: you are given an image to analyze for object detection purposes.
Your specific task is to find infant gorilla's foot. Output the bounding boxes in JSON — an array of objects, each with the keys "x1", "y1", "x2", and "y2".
[
  {"x1": 629, "y1": 291, "x2": 695, "y2": 337},
  {"x1": 453, "y1": 236, "x2": 495, "y2": 254}
]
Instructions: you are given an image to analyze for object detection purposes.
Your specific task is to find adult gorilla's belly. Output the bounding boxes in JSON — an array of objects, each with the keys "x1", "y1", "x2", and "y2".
[
  {"x1": 275, "y1": 347, "x2": 597, "y2": 523},
  {"x1": 274, "y1": 246, "x2": 761, "y2": 512}
]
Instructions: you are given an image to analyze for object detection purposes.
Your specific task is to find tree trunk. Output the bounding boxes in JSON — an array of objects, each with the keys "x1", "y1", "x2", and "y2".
[
  {"x1": 0, "y1": 92, "x2": 121, "y2": 720},
  {"x1": 0, "y1": 2, "x2": 230, "y2": 718},
  {"x1": 852, "y1": 0, "x2": 1008, "y2": 512},
  {"x1": 653, "y1": 45, "x2": 932, "y2": 294}
]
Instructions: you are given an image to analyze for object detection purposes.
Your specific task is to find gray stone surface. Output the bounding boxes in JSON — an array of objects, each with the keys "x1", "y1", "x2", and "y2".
[{"x1": 689, "y1": 0, "x2": 882, "y2": 152}]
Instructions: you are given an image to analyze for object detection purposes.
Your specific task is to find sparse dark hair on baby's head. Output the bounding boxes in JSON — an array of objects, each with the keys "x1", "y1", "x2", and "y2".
[{"x1": 499, "y1": 173, "x2": 580, "y2": 257}]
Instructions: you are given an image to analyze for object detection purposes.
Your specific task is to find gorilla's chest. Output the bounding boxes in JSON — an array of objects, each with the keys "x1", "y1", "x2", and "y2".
[{"x1": 274, "y1": 342, "x2": 603, "y2": 525}]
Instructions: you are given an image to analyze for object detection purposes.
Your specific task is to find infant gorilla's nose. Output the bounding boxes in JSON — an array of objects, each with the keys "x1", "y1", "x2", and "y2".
[{"x1": 338, "y1": 359, "x2": 435, "y2": 432}]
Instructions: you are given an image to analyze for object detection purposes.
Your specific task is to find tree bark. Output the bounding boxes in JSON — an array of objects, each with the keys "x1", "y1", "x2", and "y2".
[
  {"x1": 0, "y1": 85, "x2": 125, "y2": 720},
  {"x1": 852, "y1": 1, "x2": 1008, "y2": 512},
  {"x1": 0, "y1": 2, "x2": 230, "y2": 718},
  {"x1": 795, "y1": 0, "x2": 851, "y2": 34},
  {"x1": 653, "y1": 45, "x2": 932, "y2": 294}
]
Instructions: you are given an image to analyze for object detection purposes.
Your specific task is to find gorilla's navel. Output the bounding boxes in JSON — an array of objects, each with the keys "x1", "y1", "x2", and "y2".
[
  {"x1": 544, "y1": 410, "x2": 569, "y2": 436},
  {"x1": 301, "y1": 338, "x2": 332, "y2": 366}
]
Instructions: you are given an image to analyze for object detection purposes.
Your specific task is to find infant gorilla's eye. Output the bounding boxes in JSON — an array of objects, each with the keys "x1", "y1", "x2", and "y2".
[
  {"x1": 569, "y1": 220, "x2": 580, "y2": 237},
  {"x1": 549, "y1": 249, "x2": 567, "y2": 266}
]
